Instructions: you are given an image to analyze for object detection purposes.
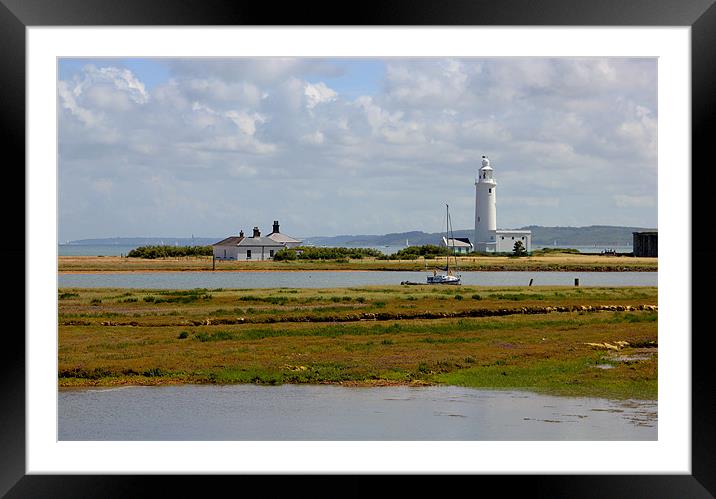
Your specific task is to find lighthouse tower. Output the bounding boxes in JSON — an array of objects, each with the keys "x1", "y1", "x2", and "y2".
[{"x1": 474, "y1": 155, "x2": 497, "y2": 252}]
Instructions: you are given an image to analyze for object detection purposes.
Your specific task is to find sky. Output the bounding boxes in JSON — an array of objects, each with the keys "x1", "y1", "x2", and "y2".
[{"x1": 58, "y1": 57, "x2": 657, "y2": 241}]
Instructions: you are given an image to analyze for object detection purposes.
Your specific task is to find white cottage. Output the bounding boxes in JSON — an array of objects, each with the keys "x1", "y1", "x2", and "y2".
[
  {"x1": 441, "y1": 237, "x2": 473, "y2": 254},
  {"x1": 213, "y1": 227, "x2": 286, "y2": 261}
]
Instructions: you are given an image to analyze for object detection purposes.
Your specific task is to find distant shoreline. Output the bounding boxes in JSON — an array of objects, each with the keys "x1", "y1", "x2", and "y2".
[
  {"x1": 60, "y1": 224, "x2": 653, "y2": 249},
  {"x1": 57, "y1": 254, "x2": 657, "y2": 273}
]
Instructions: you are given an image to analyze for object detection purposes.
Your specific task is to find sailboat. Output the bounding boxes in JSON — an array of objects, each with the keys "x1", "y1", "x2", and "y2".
[{"x1": 427, "y1": 204, "x2": 461, "y2": 285}]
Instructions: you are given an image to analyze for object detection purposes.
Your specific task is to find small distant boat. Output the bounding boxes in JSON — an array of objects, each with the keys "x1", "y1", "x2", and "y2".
[
  {"x1": 427, "y1": 271, "x2": 460, "y2": 285},
  {"x1": 426, "y1": 204, "x2": 461, "y2": 285}
]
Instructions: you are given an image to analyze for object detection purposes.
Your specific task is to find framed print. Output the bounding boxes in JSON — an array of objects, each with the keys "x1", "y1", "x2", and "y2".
[{"x1": 4, "y1": 0, "x2": 714, "y2": 496}]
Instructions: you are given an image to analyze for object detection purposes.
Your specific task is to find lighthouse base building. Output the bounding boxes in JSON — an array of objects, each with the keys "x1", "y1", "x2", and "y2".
[
  {"x1": 474, "y1": 156, "x2": 532, "y2": 253},
  {"x1": 494, "y1": 230, "x2": 532, "y2": 253},
  {"x1": 474, "y1": 230, "x2": 532, "y2": 253}
]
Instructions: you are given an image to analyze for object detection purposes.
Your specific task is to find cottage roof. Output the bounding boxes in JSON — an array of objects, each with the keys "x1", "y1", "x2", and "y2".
[
  {"x1": 267, "y1": 232, "x2": 302, "y2": 244},
  {"x1": 213, "y1": 236, "x2": 244, "y2": 246},
  {"x1": 495, "y1": 230, "x2": 532, "y2": 235},
  {"x1": 442, "y1": 236, "x2": 472, "y2": 248},
  {"x1": 237, "y1": 236, "x2": 285, "y2": 247}
]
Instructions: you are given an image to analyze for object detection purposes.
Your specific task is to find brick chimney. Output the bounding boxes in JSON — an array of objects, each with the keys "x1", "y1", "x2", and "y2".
[
  {"x1": 252, "y1": 226, "x2": 260, "y2": 238},
  {"x1": 272, "y1": 220, "x2": 280, "y2": 234},
  {"x1": 239, "y1": 230, "x2": 244, "y2": 238}
]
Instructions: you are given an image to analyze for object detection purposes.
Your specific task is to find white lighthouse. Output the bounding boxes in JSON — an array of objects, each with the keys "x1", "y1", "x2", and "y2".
[
  {"x1": 474, "y1": 155, "x2": 497, "y2": 252},
  {"x1": 474, "y1": 155, "x2": 532, "y2": 253}
]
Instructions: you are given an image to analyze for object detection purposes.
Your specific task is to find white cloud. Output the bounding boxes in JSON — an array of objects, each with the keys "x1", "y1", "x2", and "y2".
[
  {"x1": 300, "y1": 131, "x2": 325, "y2": 145},
  {"x1": 228, "y1": 164, "x2": 258, "y2": 178},
  {"x1": 502, "y1": 196, "x2": 560, "y2": 208},
  {"x1": 74, "y1": 65, "x2": 149, "y2": 104},
  {"x1": 85, "y1": 84, "x2": 136, "y2": 112},
  {"x1": 616, "y1": 105, "x2": 657, "y2": 159},
  {"x1": 304, "y1": 81, "x2": 337, "y2": 109},
  {"x1": 460, "y1": 119, "x2": 512, "y2": 144},
  {"x1": 385, "y1": 59, "x2": 470, "y2": 107},
  {"x1": 183, "y1": 78, "x2": 262, "y2": 107},
  {"x1": 225, "y1": 110, "x2": 267, "y2": 136},
  {"x1": 58, "y1": 80, "x2": 98, "y2": 126},
  {"x1": 187, "y1": 103, "x2": 275, "y2": 154}
]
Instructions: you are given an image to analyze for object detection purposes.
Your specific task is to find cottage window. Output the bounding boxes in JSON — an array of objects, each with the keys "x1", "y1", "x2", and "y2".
[
  {"x1": 270, "y1": 250, "x2": 274, "y2": 257},
  {"x1": 247, "y1": 250, "x2": 252, "y2": 259}
]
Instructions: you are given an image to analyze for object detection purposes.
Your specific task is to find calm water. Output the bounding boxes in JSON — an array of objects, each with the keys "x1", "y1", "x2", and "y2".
[
  {"x1": 58, "y1": 384, "x2": 656, "y2": 441},
  {"x1": 58, "y1": 270, "x2": 657, "y2": 289}
]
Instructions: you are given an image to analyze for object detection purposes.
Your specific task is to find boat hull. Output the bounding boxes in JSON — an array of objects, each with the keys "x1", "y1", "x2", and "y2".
[{"x1": 426, "y1": 275, "x2": 461, "y2": 285}]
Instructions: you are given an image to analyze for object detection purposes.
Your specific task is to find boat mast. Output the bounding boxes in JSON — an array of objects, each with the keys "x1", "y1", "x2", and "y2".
[
  {"x1": 446, "y1": 204, "x2": 450, "y2": 273},
  {"x1": 447, "y1": 204, "x2": 457, "y2": 272}
]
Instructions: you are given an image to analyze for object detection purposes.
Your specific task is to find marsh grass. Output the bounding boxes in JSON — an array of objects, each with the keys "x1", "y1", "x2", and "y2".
[
  {"x1": 492, "y1": 293, "x2": 547, "y2": 301},
  {"x1": 58, "y1": 285, "x2": 657, "y2": 398},
  {"x1": 59, "y1": 252, "x2": 658, "y2": 273},
  {"x1": 193, "y1": 330, "x2": 238, "y2": 342},
  {"x1": 435, "y1": 355, "x2": 657, "y2": 399}
]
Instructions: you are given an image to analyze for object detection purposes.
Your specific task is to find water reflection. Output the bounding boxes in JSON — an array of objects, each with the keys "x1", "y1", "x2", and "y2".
[{"x1": 59, "y1": 384, "x2": 657, "y2": 441}]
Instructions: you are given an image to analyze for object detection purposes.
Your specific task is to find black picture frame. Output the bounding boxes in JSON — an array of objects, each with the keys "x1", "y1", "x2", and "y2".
[{"x1": 3, "y1": 0, "x2": 714, "y2": 496}]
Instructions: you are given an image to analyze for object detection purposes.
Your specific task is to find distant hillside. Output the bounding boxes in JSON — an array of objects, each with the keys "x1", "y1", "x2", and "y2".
[
  {"x1": 66, "y1": 225, "x2": 655, "y2": 248},
  {"x1": 305, "y1": 225, "x2": 655, "y2": 247},
  {"x1": 520, "y1": 225, "x2": 655, "y2": 246},
  {"x1": 303, "y1": 231, "x2": 441, "y2": 247}
]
